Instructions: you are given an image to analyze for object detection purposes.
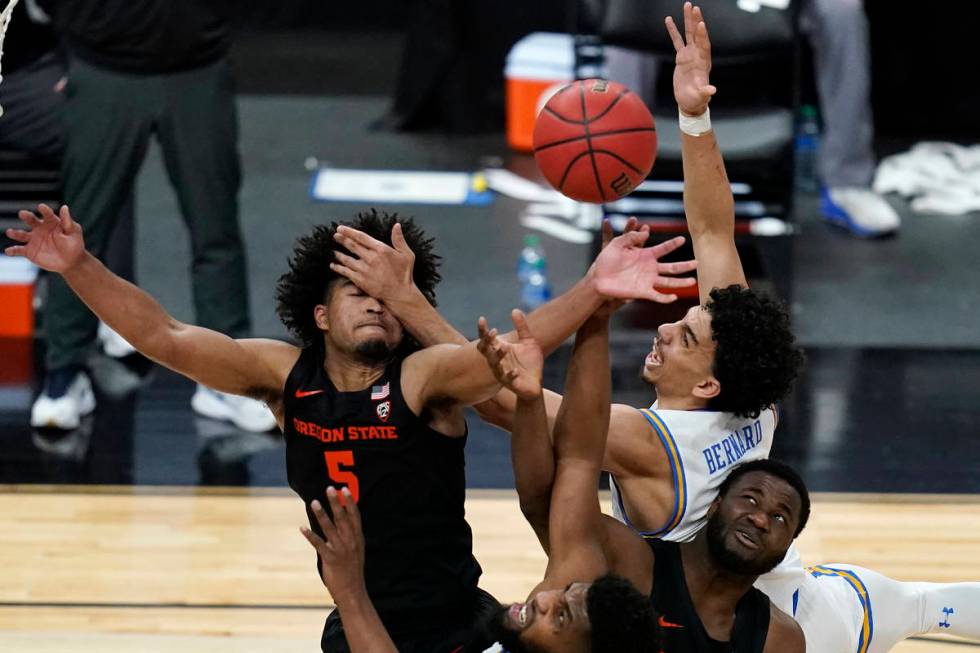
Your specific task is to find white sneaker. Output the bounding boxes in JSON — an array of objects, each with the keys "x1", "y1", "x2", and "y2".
[
  {"x1": 821, "y1": 186, "x2": 901, "y2": 237},
  {"x1": 98, "y1": 321, "x2": 137, "y2": 358},
  {"x1": 30, "y1": 371, "x2": 96, "y2": 430},
  {"x1": 191, "y1": 385, "x2": 278, "y2": 433}
]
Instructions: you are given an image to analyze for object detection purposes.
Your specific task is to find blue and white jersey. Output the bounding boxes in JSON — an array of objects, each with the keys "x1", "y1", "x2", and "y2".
[
  {"x1": 609, "y1": 402, "x2": 813, "y2": 617},
  {"x1": 610, "y1": 402, "x2": 777, "y2": 543}
]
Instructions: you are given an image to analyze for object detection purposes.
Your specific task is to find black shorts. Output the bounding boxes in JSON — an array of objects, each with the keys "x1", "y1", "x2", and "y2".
[{"x1": 321, "y1": 587, "x2": 499, "y2": 653}]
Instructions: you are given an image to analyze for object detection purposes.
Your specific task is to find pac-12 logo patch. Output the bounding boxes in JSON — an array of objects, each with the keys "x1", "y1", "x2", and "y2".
[{"x1": 376, "y1": 400, "x2": 391, "y2": 422}]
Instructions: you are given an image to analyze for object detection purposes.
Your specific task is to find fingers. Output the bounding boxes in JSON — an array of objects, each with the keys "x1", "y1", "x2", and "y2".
[
  {"x1": 665, "y1": 15, "x2": 685, "y2": 51},
  {"x1": 335, "y1": 224, "x2": 383, "y2": 251},
  {"x1": 695, "y1": 11, "x2": 712, "y2": 55},
  {"x1": 683, "y1": 2, "x2": 695, "y2": 44},
  {"x1": 390, "y1": 223, "x2": 412, "y2": 256},
  {"x1": 328, "y1": 262, "x2": 358, "y2": 285},
  {"x1": 5, "y1": 228, "x2": 30, "y2": 243},
  {"x1": 340, "y1": 486, "x2": 362, "y2": 536},
  {"x1": 623, "y1": 216, "x2": 643, "y2": 233},
  {"x1": 648, "y1": 290, "x2": 679, "y2": 304},
  {"x1": 310, "y1": 498, "x2": 339, "y2": 541},
  {"x1": 333, "y1": 251, "x2": 363, "y2": 272},
  {"x1": 477, "y1": 316, "x2": 490, "y2": 344},
  {"x1": 658, "y1": 258, "x2": 698, "y2": 275},
  {"x1": 702, "y1": 85, "x2": 717, "y2": 99},
  {"x1": 655, "y1": 275, "x2": 697, "y2": 289},
  {"x1": 17, "y1": 210, "x2": 40, "y2": 228},
  {"x1": 647, "y1": 235, "x2": 687, "y2": 258},
  {"x1": 477, "y1": 317, "x2": 501, "y2": 361},
  {"x1": 601, "y1": 219, "x2": 613, "y2": 249},
  {"x1": 602, "y1": 218, "x2": 645, "y2": 250},
  {"x1": 622, "y1": 229, "x2": 651, "y2": 248},
  {"x1": 325, "y1": 487, "x2": 354, "y2": 543},
  {"x1": 37, "y1": 203, "x2": 58, "y2": 223},
  {"x1": 511, "y1": 309, "x2": 533, "y2": 340},
  {"x1": 478, "y1": 321, "x2": 507, "y2": 371},
  {"x1": 299, "y1": 525, "x2": 327, "y2": 552},
  {"x1": 59, "y1": 205, "x2": 77, "y2": 234},
  {"x1": 4, "y1": 245, "x2": 26, "y2": 257}
]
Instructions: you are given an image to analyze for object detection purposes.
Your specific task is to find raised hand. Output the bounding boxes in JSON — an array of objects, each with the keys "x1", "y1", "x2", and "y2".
[
  {"x1": 300, "y1": 487, "x2": 367, "y2": 598},
  {"x1": 476, "y1": 310, "x2": 543, "y2": 401},
  {"x1": 593, "y1": 230, "x2": 697, "y2": 303},
  {"x1": 4, "y1": 204, "x2": 86, "y2": 273},
  {"x1": 667, "y1": 2, "x2": 717, "y2": 116},
  {"x1": 331, "y1": 223, "x2": 415, "y2": 302},
  {"x1": 596, "y1": 218, "x2": 645, "y2": 317}
]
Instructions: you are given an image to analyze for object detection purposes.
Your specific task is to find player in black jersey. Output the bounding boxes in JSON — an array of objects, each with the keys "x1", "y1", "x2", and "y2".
[
  {"x1": 477, "y1": 311, "x2": 808, "y2": 653},
  {"x1": 296, "y1": 306, "x2": 808, "y2": 652},
  {"x1": 6, "y1": 201, "x2": 696, "y2": 650}
]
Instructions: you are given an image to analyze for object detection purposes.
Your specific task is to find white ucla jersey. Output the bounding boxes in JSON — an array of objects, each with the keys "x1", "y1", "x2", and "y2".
[{"x1": 610, "y1": 402, "x2": 777, "y2": 543}]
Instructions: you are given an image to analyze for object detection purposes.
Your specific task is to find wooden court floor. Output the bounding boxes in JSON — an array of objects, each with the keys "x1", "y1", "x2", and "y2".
[{"x1": 1, "y1": 486, "x2": 978, "y2": 652}]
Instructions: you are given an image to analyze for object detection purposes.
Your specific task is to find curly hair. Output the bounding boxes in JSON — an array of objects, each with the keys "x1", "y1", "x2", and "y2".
[
  {"x1": 704, "y1": 285, "x2": 804, "y2": 418},
  {"x1": 274, "y1": 209, "x2": 441, "y2": 349},
  {"x1": 718, "y1": 458, "x2": 811, "y2": 537},
  {"x1": 587, "y1": 574, "x2": 661, "y2": 653}
]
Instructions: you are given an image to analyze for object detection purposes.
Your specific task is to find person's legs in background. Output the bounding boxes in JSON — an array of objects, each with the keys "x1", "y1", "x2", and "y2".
[
  {"x1": 0, "y1": 51, "x2": 66, "y2": 159},
  {"x1": 34, "y1": 58, "x2": 154, "y2": 429},
  {"x1": 802, "y1": 0, "x2": 900, "y2": 237},
  {"x1": 156, "y1": 57, "x2": 274, "y2": 432}
]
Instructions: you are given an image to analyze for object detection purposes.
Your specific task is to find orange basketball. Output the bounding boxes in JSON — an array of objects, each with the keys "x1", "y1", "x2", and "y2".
[{"x1": 532, "y1": 79, "x2": 657, "y2": 203}]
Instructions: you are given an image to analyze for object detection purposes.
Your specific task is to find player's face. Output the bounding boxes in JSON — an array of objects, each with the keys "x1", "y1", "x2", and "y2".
[
  {"x1": 707, "y1": 471, "x2": 801, "y2": 576},
  {"x1": 319, "y1": 280, "x2": 403, "y2": 360},
  {"x1": 498, "y1": 582, "x2": 592, "y2": 652},
  {"x1": 641, "y1": 305, "x2": 717, "y2": 399}
]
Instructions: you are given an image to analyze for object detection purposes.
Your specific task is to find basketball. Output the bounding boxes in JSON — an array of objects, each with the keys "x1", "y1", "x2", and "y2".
[{"x1": 532, "y1": 78, "x2": 657, "y2": 204}]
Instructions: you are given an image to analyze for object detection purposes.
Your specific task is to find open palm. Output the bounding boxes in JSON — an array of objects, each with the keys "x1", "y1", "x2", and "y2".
[
  {"x1": 4, "y1": 205, "x2": 85, "y2": 273},
  {"x1": 593, "y1": 230, "x2": 697, "y2": 303},
  {"x1": 668, "y1": 2, "x2": 716, "y2": 116}
]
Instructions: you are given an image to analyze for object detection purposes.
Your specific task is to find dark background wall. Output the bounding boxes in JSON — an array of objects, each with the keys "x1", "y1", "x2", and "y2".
[{"x1": 228, "y1": 0, "x2": 977, "y2": 140}]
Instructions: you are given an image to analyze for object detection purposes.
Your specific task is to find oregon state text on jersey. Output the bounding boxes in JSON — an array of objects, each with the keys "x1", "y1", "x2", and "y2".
[{"x1": 283, "y1": 347, "x2": 482, "y2": 635}]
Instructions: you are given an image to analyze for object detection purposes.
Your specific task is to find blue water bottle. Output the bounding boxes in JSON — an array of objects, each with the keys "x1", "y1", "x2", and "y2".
[
  {"x1": 517, "y1": 235, "x2": 551, "y2": 311},
  {"x1": 794, "y1": 104, "x2": 821, "y2": 193}
]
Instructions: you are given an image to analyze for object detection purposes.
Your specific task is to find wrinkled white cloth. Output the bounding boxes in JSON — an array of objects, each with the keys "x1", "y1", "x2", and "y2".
[{"x1": 874, "y1": 141, "x2": 980, "y2": 214}]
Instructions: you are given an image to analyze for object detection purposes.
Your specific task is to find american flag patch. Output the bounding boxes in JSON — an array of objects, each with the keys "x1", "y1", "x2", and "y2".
[{"x1": 370, "y1": 382, "x2": 390, "y2": 400}]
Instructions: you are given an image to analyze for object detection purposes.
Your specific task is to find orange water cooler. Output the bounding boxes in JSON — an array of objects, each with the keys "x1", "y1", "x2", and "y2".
[
  {"x1": 505, "y1": 33, "x2": 577, "y2": 152},
  {"x1": 0, "y1": 256, "x2": 37, "y2": 338}
]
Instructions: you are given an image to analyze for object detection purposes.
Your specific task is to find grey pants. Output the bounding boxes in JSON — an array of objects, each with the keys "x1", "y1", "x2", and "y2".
[
  {"x1": 44, "y1": 55, "x2": 250, "y2": 370},
  {"x1": 604, "y1": 0, "x2": 875, "y2": 188}
]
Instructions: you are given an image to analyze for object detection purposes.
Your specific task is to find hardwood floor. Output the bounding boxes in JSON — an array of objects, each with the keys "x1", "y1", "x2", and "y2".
[{"x1": 1, "y1": 487, "x2": 977, "y2": 651}]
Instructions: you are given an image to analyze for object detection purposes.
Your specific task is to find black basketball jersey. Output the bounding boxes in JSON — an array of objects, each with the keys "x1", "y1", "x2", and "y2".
[
  {"x1": 649, "y1": 539, "x2": 770, "y2": 653},
  {"x1": 283, "y1": 346, "x2": 482, "y2": 635}
]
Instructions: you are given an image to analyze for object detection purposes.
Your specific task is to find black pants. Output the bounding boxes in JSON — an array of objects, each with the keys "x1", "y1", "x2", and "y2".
[
  {"x1": 44, "y1": 55, "x2": 250, "y2": 370},
  {"x1": 321, "y1": 587, "x2": 499, "y2": 653}
]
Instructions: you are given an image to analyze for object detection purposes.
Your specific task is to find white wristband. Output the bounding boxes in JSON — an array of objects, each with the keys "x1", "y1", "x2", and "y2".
[{"x1": 679, "y1": 107, "x2": 712, "y2": 136}]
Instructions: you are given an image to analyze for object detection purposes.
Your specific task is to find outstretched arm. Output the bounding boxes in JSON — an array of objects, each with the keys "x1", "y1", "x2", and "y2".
[
  {"x1": 402, "y1": 228, "x2": 695, "y2": 412},
  {"x1": 477, "y1": 311, "x2": 554, "y2": 551},
  {"x1": 5, "y1": 205, "x2": 295, "y2": 404},
  {"x1": 669, "y1": 2, "x2": 748, "y2": 303},
  {"x1": 543, "y1": 314, "x2": 613, "y2": 579},
  {"x1": 301, "y1": 488, "x2": 398, "y2": 653}
]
